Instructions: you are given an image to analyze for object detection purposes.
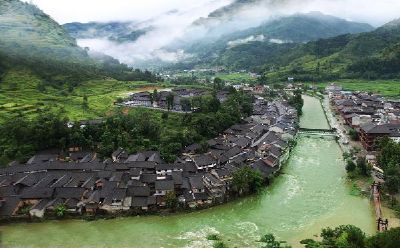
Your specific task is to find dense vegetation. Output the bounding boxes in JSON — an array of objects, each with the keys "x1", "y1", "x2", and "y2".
[
  {"x1": 0, "y1": 90, "x2": 253, "y2": 165},
  {"x1": 300, "y1": 225, "x2": 400, "y2": 248},
  {"x1": 287, "y1": 90, "x2": 304, "y2": 116},
  {"x1": 376, "y1": 137, "x2": 400, "y2": 207},
  {"x1": 210, "y1": 225, "x2": 400, "y2": 248},
  {"x1": 231, "y1": 166, "x2": 264, "y2": 195}
]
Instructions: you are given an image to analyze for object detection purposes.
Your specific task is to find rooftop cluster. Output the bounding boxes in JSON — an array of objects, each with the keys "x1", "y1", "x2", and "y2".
[
  {"x1": 329, "y1": 85, "x2": 400, "y2": 151},
  {"x1": 0, "y1": 94, "x2": 298, "y2": 219}
]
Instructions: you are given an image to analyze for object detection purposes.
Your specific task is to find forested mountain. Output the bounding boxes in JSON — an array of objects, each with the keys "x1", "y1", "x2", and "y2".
[
  {"x1": 0, "y1": 0, "x2": 156, "y2": 84},
  {"x1": 169, "y1": 12, "x2": 374, "y2": 70},
  {"x1": 225, "y1": 12, "x2": 373, "y2": 43},
  {"x1": 255, "y1": 18, "x2": 400, "y2": 81},
  {"x1": 172, "y1": 13, "x2": 400, "y2": 82}
]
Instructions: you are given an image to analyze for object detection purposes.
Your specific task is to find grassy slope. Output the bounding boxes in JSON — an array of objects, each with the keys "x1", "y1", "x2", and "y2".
[{"x1": 0, "y1": 69, "x2": 160, "y2": 122}]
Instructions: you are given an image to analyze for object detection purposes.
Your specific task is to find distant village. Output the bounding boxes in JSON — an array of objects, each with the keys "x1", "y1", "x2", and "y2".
[
  {"x1": 119, "y1": 85, "x2": 264, "y2": 113},
  {"x1": 0, "y1": 87, "x2": 298, "y2": 219},
  {"x1": 328, "y1": 84, "x2": 400, "y2": 163}
]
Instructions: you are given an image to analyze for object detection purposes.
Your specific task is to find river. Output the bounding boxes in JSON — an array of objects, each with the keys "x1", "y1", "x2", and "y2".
[{"x1": 0, "y1": 95, "x2": 375, "y2": 248}]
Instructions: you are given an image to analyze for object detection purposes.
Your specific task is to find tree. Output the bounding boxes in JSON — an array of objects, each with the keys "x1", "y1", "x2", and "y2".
[
  {"x1": 384, "y1": 170, "x2": 400, "y2": 206},
  {"x1": 232, "y1": 166, "x2": 264, "y2": 195},
  {"x1": 349, "y1": 129, "x2": 359, "y2": 141},
  {"x1": 301, "y1": 225, "x2": 366, "y2": 248},
  {"x1": 260, "y1": 234, "x2": 291, "y2": 248},
  {"x1": 161, "y1": 112, "x2": 169, "y2": 120},
  {"x1": 213, "y1": 77, "x2": 224, "y2": 90},
  {"x1": 165, "y1": 191, "x2": 178, "y2": 209},
  {"x1": 356, "y1": 157, "x2": 368, "y2": 176},
  {"x1": 180, "y1": 98, "x2": 192, "y2": 112},
  {"x1": 302, "y1": 226, "x2": 400, "y2": 248},
  {"x1": 346, "y1": 160, "x2": 356, "y2": 173},
  {"x1": 213, "y1": 241, "x2": 228, "y2": 248},
  {"x1": 166, "y1": 93, "x2": 174, "y2": 111},
  {"x1": 375, "y1": 137, "x2": 400, "y2": 205},
  {"x1": 287, "y1": 91, "x2": 304, "y2": 116},
  {"x1": 151, "y1": 89, "x2": 159, "y2": 105},
  {"x1": 82, "y1": 94, "x2": 89, "y2": 110},
  {"x1": 366, "y1": 227, "x2": 400, "y2": 248},
  {"x1": 115, "y1": 97, "x2": 124, "y2": 104}
]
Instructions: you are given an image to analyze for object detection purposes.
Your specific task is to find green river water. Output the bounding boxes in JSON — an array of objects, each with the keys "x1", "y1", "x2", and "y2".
[{"x1": 0, "y1": 95, "x2": 375, "y2": 248}]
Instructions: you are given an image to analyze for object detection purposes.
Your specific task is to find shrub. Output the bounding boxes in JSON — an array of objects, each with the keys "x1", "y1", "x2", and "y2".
[{"x1": 346, "y1": 160, "x2": 356, "y2": 172}]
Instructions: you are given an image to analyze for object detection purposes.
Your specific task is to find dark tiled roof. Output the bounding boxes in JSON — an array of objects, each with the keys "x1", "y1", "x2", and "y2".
[
  {"x1": 361, "y1": 123, "x2": 400, "y2": 135},
  {"x1": 193, "y1": 154, "x2": 216, "y2": 167},
  {"x1": 0, "y1": 197, "x2": 20, "y2": 217},
  {"x1": 140, "y1": 174, "x2": 157, "y2": 183},
  {"x1": 54, "y1": 187, "x2": 86, "y2": 199},
  {"x1": 20, "y1": 187, "x2": 54, "y2": 199},
  {"x1": 127, "y1": 186, "x2": 150, "y2": 197},
  {"x1": 189, "y1": 176, "x2": 204, "y2": 190},
  {"x1": 155, "y1": 180, "x2": 174, "y2": 191},
  {"x1": 131, "y1": 197, "x2": 149, "y2": 207}
]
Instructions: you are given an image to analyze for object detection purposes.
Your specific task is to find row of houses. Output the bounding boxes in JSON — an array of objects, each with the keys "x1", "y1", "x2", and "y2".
[
  {"x1": 328, "y1": 84, "x2": 400, "y2": 151},
  {"x1": 120, "y1": 88, "x2": 231, "y2": 112},
  {"x1": 0, "y1": 96, "x2": 298, "y2": 219}
]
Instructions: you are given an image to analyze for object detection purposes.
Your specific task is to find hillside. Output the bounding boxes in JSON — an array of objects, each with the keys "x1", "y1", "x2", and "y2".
[
  {"x1": 0, "y1": 0, "x2": 160, "y2": 123},
  {"x1": 0, "y1": 0, "x2": 98, "y2": 82},
  {"x1": 0, "y1": 0, "x2": 157, "y2": 84},
  {"x1": 256, "y1": 18, "x2": 400, "y2": 81},
  {"x1": 225, "y1": 12, "x2": 373, "y2": 43}
]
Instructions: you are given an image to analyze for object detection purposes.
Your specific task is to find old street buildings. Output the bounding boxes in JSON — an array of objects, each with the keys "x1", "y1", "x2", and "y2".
[
  {"x1": 329, "y1": 85, "x2": 400, "y2": 151},
  {"x1": 0, "y1": 95, "x2": 298, "y2": 219}
]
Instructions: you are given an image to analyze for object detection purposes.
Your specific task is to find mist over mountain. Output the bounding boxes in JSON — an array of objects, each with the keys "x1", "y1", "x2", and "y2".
[
  {"x1": 174, "y1": 11, "x2": 374, "y2": 69},
  {"x1": 63, "y1": 22, "x2": 149, "y2": 43},
  {"x1": 4, "y1": 0, "x2": 400, "y2": 77}
]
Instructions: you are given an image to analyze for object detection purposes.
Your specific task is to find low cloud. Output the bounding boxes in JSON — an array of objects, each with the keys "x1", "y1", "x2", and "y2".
[
  {"x1": 26, "y1": 0, "x2": 400, "y2": 66},
  {"x1": 72, "y1": 0, "x2": 231, "y2": 65},
  {"x1": 227, "y1": 35, "x2": 292, "y2": 48},
  {"x1": 78, "y1": 38, "x2": 193, "y2": 64},
  {"x1": 227, "y1": 35, "x2": 266, "y2": 48}
]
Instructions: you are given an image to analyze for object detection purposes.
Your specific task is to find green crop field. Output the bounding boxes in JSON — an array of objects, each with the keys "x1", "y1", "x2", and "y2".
[
  {"x1": 307, "y1": 79, "x2": 400, "y2": 98},
  {"x1": 0, "y1": 69, "x2": 168, "y2": 122},
  {"x1": 0, "y1": 69, "x2": 213, "y2": 122},
  {"x1": 216, "y1": 72, "x2": 258, "y2": 83}
]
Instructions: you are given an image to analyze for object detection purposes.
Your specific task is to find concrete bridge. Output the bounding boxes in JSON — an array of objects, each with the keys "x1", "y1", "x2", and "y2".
[{"x1": 298, "y1": 128, "x2": 337, "y2": 136}]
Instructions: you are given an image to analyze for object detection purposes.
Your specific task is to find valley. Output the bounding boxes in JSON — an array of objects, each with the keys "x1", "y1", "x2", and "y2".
[
  {"x1": 0, "y1": 96, "x2": 376, "y2": 248},
  {"x1": 1, "y1": 0, "x2": 400, "y2": 247}
]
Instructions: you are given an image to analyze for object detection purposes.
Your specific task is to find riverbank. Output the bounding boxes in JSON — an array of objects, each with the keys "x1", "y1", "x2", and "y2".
[
  {"x1": 0, "y1": 95, "x2": 376, "y2": 248},
  {"x1": 322, "y1": 93, "x2": 400, "y2": 229}
]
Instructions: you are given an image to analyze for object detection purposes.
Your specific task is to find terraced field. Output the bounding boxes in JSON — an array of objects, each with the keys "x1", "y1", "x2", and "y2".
[{"x1": 0, "y1": 69, "x2": 161, "y2": 122}]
